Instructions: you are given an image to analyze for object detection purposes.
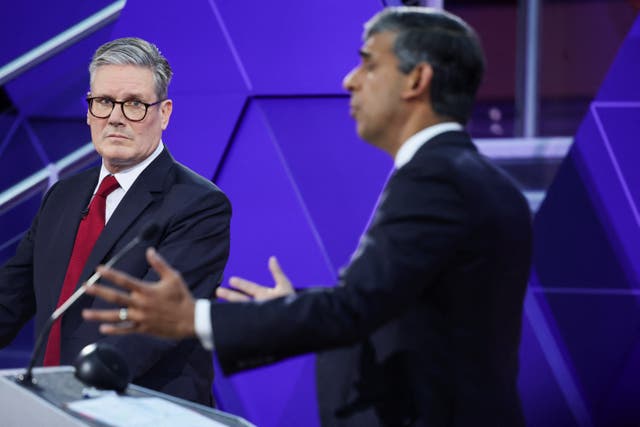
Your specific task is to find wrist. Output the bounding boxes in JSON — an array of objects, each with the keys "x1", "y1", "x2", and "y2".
[{"x1": 180, "y1": 297, "x2": 197, "y2": 338}]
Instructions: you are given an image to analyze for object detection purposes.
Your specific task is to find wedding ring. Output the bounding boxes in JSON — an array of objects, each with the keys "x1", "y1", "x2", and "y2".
[{"x1": 118, "y1": 308, "x2": 128, "y2": 321}]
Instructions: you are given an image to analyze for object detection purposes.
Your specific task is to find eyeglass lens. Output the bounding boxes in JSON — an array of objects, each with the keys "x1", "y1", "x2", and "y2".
[{"x1": 90, "y1": 98, "x2": 150, "y2": 121}]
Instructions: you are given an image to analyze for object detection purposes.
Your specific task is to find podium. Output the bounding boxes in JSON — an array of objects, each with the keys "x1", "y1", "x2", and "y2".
[{"x1": 0, "y1": 366, "x2": 254, "y2": 426}]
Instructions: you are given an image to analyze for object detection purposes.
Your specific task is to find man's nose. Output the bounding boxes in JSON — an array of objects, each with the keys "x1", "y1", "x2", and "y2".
[
  {"x1": 108, "y1": 103, "x2": 126, "y2": 124},
  {"x1": 343, "y1": 67, "x2": 358, "y2": 92}
]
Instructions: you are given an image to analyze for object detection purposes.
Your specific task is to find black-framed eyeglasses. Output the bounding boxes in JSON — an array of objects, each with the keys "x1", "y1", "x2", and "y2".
[{"x1": 86, "y1": 96, "x2": 165, "y2": 122}]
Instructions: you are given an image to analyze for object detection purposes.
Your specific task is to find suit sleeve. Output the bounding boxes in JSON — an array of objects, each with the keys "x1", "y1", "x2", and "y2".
[
  {"x1": 0, "y1": 183, "x2": 61, "y2": 348},
  {"x1": 0, "y1": 225, "x2": 37, "y2": 348},
  {"x1": 213, "y1": 165, "x2": 469, "y2": 374},
  {"x1": 101, "y1": 188, "x2": 231, "y2": 378}
]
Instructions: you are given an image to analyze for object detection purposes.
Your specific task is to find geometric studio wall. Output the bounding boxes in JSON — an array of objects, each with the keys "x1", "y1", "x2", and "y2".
[
  {"x1": 528, "y1": 15, "x2": 640, "y2": 427},
  {"x1": 2, "y1": 1, "x2": 639, "y2": 426}
]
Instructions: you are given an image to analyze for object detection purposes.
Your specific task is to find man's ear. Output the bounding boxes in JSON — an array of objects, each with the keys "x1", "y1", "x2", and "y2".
[
  {"x1": 86, "y1": 92, "x2": 92, "y2": 125},
  {"x1": 402, "y1": 63, "x2": 433, "y2": 100},
  {"x1": 160, "y1": 99, "x2": 173, "y2": 130}
]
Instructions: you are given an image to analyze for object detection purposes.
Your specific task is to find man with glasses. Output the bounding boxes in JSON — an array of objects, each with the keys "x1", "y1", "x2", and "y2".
[{"x1": 0, "y1": 37, "x2": 230, "y2": 406}]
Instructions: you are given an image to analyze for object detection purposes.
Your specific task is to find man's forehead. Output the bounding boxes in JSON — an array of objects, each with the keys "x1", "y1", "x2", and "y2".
[
  {"x1": 91, "y1": 65, "x2": 155, "y2": 94},
  {"x1": 92, "y1": 65, "x2": 153, "y2": 82},
  {"x1": 361, "y1": 31, "x2": 397, "y2": 56}
]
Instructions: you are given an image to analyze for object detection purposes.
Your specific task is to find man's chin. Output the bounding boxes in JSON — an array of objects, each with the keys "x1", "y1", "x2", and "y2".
[
  {"x1": 100, "y1": 152, "x2": 137, "y2": 173},
  {"x1": 356, "y1": 126, "x2": 373, "y2": 142}
]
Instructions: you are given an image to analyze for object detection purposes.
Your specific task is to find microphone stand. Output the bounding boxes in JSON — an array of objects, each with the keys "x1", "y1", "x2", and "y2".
[{"x1": 15, "y1": 223, "x2": 158, "y2": 387}]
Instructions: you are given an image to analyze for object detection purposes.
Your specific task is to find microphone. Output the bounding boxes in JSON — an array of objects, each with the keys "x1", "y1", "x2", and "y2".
[{"x1": 16, "y1": 222, "x2": 161, "y2": 387}]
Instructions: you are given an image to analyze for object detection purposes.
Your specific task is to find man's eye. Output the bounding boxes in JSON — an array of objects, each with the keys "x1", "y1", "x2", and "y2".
[
  {"x1": 126, "y1": 100, "x2": 144, "y2": 108},
  {"x1": 361, "y1": 59, "x2": 375, "y2": 71},
  {"x1": 96, "y1": 98, "x2": 113, "y2": 105}
]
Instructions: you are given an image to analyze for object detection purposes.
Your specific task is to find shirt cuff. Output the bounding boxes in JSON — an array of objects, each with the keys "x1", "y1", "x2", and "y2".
[{"x1": 194, "y1": 299, "x2": 214, "y2": 351}]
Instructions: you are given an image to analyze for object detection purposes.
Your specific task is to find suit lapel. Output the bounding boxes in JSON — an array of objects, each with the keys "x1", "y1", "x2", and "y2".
[
  {"x1": 79, "y1": 149, "x2": 173, "y2": 284},
  {"x1": 45, "y1": 169, "x2": 99, "y2": 305}
]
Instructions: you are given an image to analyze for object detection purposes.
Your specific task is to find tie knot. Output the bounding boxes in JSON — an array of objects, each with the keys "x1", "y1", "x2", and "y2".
[{"x1": 96, "y1": 175, "x2": 120, "y2": 198}]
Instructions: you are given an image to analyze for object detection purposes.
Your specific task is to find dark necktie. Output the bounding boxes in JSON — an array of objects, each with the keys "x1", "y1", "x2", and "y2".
[{"x1": 43, "y1": 175, "x2": 120, "y2": 366}]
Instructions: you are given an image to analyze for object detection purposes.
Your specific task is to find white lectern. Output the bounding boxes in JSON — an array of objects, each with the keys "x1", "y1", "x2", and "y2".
[{"x1": 0, "y1": 366, "x2": 254, "y2": 427}]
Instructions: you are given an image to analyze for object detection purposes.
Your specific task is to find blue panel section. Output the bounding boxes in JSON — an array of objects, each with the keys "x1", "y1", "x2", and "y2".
[
  {"x1": 0, "y1": 193, "x2": 42, "y2": 264},
  {"x1": 223, "y1": 356, "x2": 320, "y2": 426},
  {"x1": 575, "y1": 104, "x2": 640, "y2": 283},
  {"x1": 0, "y1": 114, "x2": 18, "y2": 141},
  {"x1": 277, "y1": 357, "x2": 320, "y2": 425},
  {"x1": 596, "y1": 17, "x2": 640, "y2": 102},
  {"x1": 518, "y1": 297, "x2": 578, "y2": 427},
  {"x1": 215, "y1": 101, "x2": 342, "y2": 426},
  {"x1": 215, "y1": 0, "x2": 382, "y2": 94},
  {"x1": 111, "y1": 0, "x2": 249, "y2": 95},
  {"x1": 534, "y1": 154, "x2": 628, "y2": 290},
  {"x1": 258, "y1": 97, "x2": 391, "y2": 270},
  {"x1": 29, "y1": 117, "x2": 90, "y2": 162},
  {"x1": 595, "y1": 105, "x2": 640, "y2": 221},
  {"x1": 597, "y1": 334, "x2": 640, "y2": 426},
  {"x1": 0, "y1": 121, "x2": 46, "y2": 189},
  {"x1": 216, "y1": 101, "x2": 336, "y2": 288},
  {"x1": 0, "y1": 320, "x2": 34, "y2": 368},
  {"x1": 162, "y1": 93, "x2": 246, "y2": 179},
  {"x1": 0, "y1": 0, "x2": 113, "y2": 65},
  {"x1": 530, "y1": 12, "x2": 640, "y2": 427},
  {"x1": 212, "y1": 356, "x2": 248, "y2": 420},
  {"x1": 544, "y1": 292, "x2": 640, "y2": 422},
  {"x1": 5, "y1": 24, "x2": 117, "y2": 117}
]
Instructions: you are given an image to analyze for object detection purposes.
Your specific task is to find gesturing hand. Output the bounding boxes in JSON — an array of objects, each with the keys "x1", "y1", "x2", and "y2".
[
  {"x1": 82, "y1": 247, "x2": 196, "y2": 340},
  {"x1": 216, "y1": 256, "x2": 295, "y2": 302}
]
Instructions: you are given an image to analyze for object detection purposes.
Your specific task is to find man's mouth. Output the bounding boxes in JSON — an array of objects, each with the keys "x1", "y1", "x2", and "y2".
[{"x1": 105, "y1": 133, "x2": 130, "y2": 140}]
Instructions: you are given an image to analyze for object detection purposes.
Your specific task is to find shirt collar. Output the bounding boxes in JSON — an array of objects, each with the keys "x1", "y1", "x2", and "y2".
[
  {"x1": 394, "y1": 122, "x2": 463, "y2": 169},
  {"x1": 98, "y1": 141, "x2": 164, "y2": 192}
]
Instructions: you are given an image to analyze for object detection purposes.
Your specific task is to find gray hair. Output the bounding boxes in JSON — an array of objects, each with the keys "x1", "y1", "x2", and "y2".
[
  {"x1": 364, "y1": 7, "x2": 485, "y2": 124},
  {"x1": 89, "y1": 37, "x2": 173, "y2": 100}
]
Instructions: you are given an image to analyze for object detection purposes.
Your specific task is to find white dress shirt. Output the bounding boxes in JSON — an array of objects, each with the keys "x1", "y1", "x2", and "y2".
[
  {"x1": 95, "y1": 142, "x2": 164, "y2": 223},
  {"x1": 394, "y1": 122, "x2": 463, "y2": 169}
]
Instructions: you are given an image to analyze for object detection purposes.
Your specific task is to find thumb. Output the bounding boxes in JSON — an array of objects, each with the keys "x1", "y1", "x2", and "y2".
[{"x1": 268, "y1": 256, "x2": 290, "y2": 287}]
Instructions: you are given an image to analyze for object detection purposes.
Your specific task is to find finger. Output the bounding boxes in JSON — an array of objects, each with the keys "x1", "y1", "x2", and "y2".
[
  {"x1": 268, "y1": 256, "x2": 291, "y2": 286},
  {"x1": 146, "y1": 247, "x2": 179, "y2": 281},
  {"x1": 99, "y1": 322, "x2": 139, "y2": 335},
  {"x1": 216, "y1": 286, "x2": 251, "y2": 302},
  {"x1": 83, "y1": 308, "x2": 126, "y2": 323},
  {"x1": 228, "y1": 276, "x2": 269, "y2": 298},
  {"x1": 97, "y1": 265, "x2": 147, "y2": 294},
  {"x1": 85, "y1": 283, "x2": 132, "y2": 306}
]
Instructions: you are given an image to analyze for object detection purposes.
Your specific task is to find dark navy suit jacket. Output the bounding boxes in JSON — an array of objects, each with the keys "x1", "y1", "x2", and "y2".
[
  {"x1": 0, "y1": 148, "x2": 231, "y2": 405},
  {"x1": 212, "y1": 131, "x2": 531, "y2": 426}
]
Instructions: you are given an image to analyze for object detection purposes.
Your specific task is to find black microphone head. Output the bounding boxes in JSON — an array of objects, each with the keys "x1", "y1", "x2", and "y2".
[
  {"x1": 139, "y1": 223, "x2": 161, "y2": 242},
  {"x1": 74, "y1": 343, "x2": 130, "y2": 392}
]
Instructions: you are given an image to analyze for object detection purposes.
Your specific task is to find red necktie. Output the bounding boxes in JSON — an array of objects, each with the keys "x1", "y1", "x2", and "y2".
[{"x1": 43, "y1": 175, "x2": 120, "y2": 366}]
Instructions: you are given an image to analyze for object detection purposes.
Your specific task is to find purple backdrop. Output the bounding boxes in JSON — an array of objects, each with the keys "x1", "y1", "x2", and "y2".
[
  {"x1": 531, "y1": 13, "x2": 640, "y2": 427},
  {"x1": 2, "y1": 1, "x2": 640, "y2": 426}
]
